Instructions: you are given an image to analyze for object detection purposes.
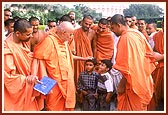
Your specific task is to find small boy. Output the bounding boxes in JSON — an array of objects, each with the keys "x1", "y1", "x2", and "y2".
[
  {"x1": 97, "y1": 59, "x2": 114, "y2": 111},
  {"x1": 77, "y1": 58, "x2": 98, "y2": 111}
]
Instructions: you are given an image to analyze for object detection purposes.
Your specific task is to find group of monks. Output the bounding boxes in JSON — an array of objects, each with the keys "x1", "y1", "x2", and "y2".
[{"x1": 4, "y1": 8, "x2": 164, "y2": 111}]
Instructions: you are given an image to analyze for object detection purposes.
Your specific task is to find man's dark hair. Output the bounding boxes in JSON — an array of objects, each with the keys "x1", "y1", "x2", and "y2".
[
  {"x1": 14, "y1": 18, "x2": 32, "y2": 33},
  {"x1": 4, "y1": 8, "x2": 11, "y2": 12},
  {"x1": 13, "y1": 16, "x2": 20, "y2": 21},
  {"x1": 111, "y1": 14, "x2": 127, "y2": 26},
  {"x1": 125, "y1": 15, "x2": 131, "y2": 19},
  {"x1": 101, "y1": 59, "x2": 113, "y2": 71},
  {"x1": 85, "y1": 58, "x2": 97, "y2": 66},
  {"x1": 4, "y1": 19, "x2": 15, "y2": 26},
  {"x1": 148, "y1": 22, "x2": 157, "y2": 29},
  {"x1": 68, "y1": 11, "x2": 75, "y2": 15},
  {"x1": 98, "y1": 18, "x2": 108, "y2": 25},
  {"x1": 83, "y1": 15, "x2": 93, "y2": 21},
  {"x1": 59, "y1": 14, "x2": 72, "y2": 22},
  {"x1": 29, "y1": 17, "x2": 39, "y2": 22},
  {"x1": 138, "y1": 19, "x2": 146, "y2": 23}
]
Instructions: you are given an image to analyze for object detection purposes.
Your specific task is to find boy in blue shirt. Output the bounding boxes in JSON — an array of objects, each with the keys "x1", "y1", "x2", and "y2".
[{"x1": 77, "y1": 58, "x2": 98, "y2": 111}]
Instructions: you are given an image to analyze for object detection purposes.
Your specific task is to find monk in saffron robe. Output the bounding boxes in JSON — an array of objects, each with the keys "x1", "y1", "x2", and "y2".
[
  {"x1": 93, "y1": 18, "x2": 114, "y2": 61},
  {"x1": 73, "y1": 15, "x2": 96, "y2": 86},
  {"x1": 138, "y1": 19, "x2": 149, "y2": 40},
  {"x1": 32, "y1": 21, "x2": 92, "y2": 111},
  {"x1": 4, "y1": 19, "x2": 42, "y2": 111},
  {"x1": 29, "y1": 17, "x2": 47, "y2": 52},
  {"x1": 147, "y1": 18, "x2": 164, "y2": 111},
  {"x1": 110, "y1": 14, "x2": 157, "y2": 111}
]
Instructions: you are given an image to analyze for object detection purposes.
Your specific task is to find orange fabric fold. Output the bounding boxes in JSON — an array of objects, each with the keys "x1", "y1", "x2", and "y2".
[
  {"x1": 113, "y1": 29, "x2": 156, "y2": 111},
  {"x1": 33, "y1": 32, "x2": 76, "y2": 110},
  {"x1": 151, "y1": 30, "x2": 164, "y2": 109},
  {"x1": 4, "y1": 34, "x2": 40, "y2": 111},
  {"x1": 141, "y1": 29, "x2": 149, "y2": 40},
  {"x1": 73, "y1": 28, "x2": 93, "y2": 85},
  {"x1": 96, "y1": 30, "x2": 114, "y2": 61}
]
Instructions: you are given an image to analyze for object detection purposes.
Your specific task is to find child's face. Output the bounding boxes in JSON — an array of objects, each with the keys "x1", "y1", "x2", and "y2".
[
  {"x1": 85, "y1": 61, "x2": 94, "y2": 73},
  {"x1": 97, "y1": 62, "x2": 109, "y2": 74}
]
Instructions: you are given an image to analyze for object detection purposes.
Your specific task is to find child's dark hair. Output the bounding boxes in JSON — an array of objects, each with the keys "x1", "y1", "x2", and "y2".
[
  {"x1": 85, "y1": 58, "x2": 97, "y2": 66},
  {"x1": 101, "y1": 59, "x2": 113, "y2": 71}
]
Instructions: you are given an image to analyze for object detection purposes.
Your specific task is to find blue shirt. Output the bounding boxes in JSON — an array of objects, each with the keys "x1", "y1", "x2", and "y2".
[{"x1": 77, "y1": 71, "x2": 98, "y2": 91}]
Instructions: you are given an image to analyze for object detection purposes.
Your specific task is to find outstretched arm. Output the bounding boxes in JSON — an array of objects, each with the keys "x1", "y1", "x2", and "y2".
[
  {"x1": 73, "y1": 55, "x2": 93, "y2": 61},
  {"x1": 146, "y1": 52, "x2": 164, "y2": 62}
]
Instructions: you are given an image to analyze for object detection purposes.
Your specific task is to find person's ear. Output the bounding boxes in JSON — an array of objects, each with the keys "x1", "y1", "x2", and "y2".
[
  {"x1": 15, "y1": 31, "x2": 20, "y2": 37},
  {"x1": 117, "y1": 23, "x2": 122, "y2": 28}
]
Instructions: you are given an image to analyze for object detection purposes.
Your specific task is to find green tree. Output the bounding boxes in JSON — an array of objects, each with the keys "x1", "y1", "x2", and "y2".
[
  {"x1": 123, "y1": 4, "x2": 164, "y2": 19},
  {"x1": 74, "y1": 4, "x2": 102, "y2": 23}
]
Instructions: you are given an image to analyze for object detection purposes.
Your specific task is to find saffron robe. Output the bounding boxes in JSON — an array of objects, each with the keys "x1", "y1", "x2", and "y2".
[
  {"x1": 95, "y1": 30, "x2": 114, "y2": 61},
  {"x1": 113, "y1": 29, "x2": 156, "y2": 111},
  {"x1": 33, "y1": 32, "x2": 76, "y2": 111},
  {"x1": 73, "y1": 28, "x2": 93, "y2": 86},
  {"x1": 140, "y1": 29, "x2": 149, "y2": 40},
  {"x1": 152, "y1": 30, "x2": 164, "y2": 107},
  {"x1": 4, "y1": 34, "x2": 40, "y2": 111}
]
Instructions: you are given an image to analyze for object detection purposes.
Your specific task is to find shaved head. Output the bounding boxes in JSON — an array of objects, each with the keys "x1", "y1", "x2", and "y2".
[
  {"x1": 57, "y1": 21, "x2": 75, "y2": 41},
  {"x1": 58, "y1": 21, "x2": 75, "y2": 33}
]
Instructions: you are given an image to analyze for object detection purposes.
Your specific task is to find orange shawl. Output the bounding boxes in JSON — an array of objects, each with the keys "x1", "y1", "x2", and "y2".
[
  {"x1": 151, "y1": 30, "x2": 164, "y2": 108},
  {"x1": 153, "y1": 30, "x2": 164, "y2": 67},
  {"x1": 4, "y1": 34, "x2": 40, "y2": 111},
  {"x1": 113, "y1": 29, "x2": 156, "y2": 111},
  {"x1": 96, "y1": 30, "x2": 114, "y2": 61}
]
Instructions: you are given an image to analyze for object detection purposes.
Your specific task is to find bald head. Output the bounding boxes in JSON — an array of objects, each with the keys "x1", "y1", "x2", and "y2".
[
  {"x1": 58, "y1": 21, "x2": 75, "y2": 33},
  {"x1": 57, "y1": 21, "x2": 75, "y2": 41}
]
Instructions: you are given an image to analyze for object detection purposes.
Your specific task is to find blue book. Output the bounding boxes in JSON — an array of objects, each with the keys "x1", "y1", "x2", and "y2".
[{"x1": 33, "y1": 76, "x2": 57, "y2": 95}]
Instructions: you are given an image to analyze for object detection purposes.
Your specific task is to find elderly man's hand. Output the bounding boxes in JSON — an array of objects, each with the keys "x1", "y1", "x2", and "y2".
[{"x1": 26, "y1": 75, "x2": 42, "y2": 85}]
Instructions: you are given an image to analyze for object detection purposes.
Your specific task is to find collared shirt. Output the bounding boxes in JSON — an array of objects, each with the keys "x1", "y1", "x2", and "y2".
[
  {"x1": 97, "y1": 72, "x2": 113, "y2": 93},
  {"x1": 77, "y1": 71, "x2": 98, "y2": 91}
]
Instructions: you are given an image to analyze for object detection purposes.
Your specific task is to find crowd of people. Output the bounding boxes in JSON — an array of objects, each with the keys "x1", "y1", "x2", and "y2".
[{"x1": 3, "y1": 8, "x2": 164, "y2": 111}]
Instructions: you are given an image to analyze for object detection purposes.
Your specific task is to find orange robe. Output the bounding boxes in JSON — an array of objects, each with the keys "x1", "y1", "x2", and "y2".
[
  {"x1": 33, "y1": 32, "x2": 76, "y2": 111},
  {"x1": 73, "y1": 28, "x2": 93, "y2": 86},
  {"x1": 4, "y1": 34, "x2": 40, "y2": 111},
  {"x1": 95, "y1": 30, "x2": 114, "y2": 61},
  {"x1": 140, "y1": 29, "x2": 149, "y2": 40},
  {"x1": 113, "y1": 29, "x2": 156, "y2": 111},
  {"x1": 152, "y1": 30, "x2": 164, "y2": 108}
]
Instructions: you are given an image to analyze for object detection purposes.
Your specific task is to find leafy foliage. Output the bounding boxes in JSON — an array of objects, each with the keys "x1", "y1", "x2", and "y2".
[
  {"x1": 10, "y1": 4, "x2": 102, "y2": 25},
  {"x1": 123, "y1": 4, "x2": 164, "y2": 19}
]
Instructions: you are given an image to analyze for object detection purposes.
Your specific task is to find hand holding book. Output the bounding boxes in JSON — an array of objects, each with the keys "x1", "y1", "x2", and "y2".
[
  {"x1": 26, "y1": 75, "x2": 41, "y2": 85},
  {"x1": 33, "y1": 76, "x2": 57, "y2": 95}
]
